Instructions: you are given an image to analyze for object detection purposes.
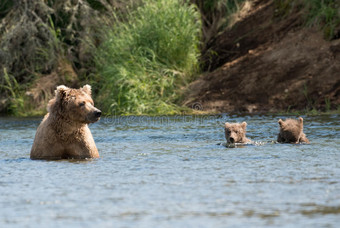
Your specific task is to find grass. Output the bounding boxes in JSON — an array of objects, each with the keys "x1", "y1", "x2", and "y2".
[
  {"x1": 0, "y1": 16, "x2": 67, "y2": 116},
  {"x1": 95, "y1": 0, "x2": 201, "y2": 115},
  {"x1": 0, "y1": 68, "x2": 24, "y2": 115},
  {"x1": 275, "y1": 106, "x2": 340, "y2": 116},
  {"x1": 1, "y1": 0, "x2": 339, "y2": 116},
  {"x1": 274, "y1": 0, "x2": 340, "y2": 39},
  {"x1": 0, "y1": 68, "x2": 47, "y2": 116},
  {"x1": 303, "y1": 0, "x2": 340, "y2": 39}
]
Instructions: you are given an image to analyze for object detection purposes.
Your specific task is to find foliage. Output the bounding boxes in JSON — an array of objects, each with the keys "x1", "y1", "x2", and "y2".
[
  {"x1": 274, "y1": 0, "x2": 302, "y2": 18},
  {"x1": 0, "y1": 68, "x2": 24, "y2": 115},
  {"x1": 95, "y1": 0, "x2": 201, "y2": 115},
  {"x1": 0, "y1": 68, "x2": 48, "y2": 116},
  {"x1": 274, "y1": 0, "x2": 340, "y2": 40},
  {"x1": 1, "y1": 0, "x2": 339, "y2": 116},
  {"x1": 303, "y1": 0, "x2": 340, "y2": 39},
  {"x1": 0, "y1": 0, "x2": 13, "y2": 20},
  {"x1": 0, "y1": 0, "x2": 115, "y2": 114},
  {"x1": 191, "y1": 0, "x2": 246, "y2": 50}
]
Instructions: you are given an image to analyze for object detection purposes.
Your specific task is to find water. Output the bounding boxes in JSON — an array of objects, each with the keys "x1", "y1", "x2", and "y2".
[{"x1": 0, "y1": 114, "x2": 339, "y2": 227}]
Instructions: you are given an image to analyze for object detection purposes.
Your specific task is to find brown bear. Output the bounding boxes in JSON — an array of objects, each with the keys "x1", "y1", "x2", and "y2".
[
  {"x1": 277, "y1": 117, "x2": 309, "y2": 144},
  {"x1": 224, "y1": 122, "x2": 251, "y2": 144},
  {"x1": 30, "y1": 85, "x2": 101, "y2": 160}
]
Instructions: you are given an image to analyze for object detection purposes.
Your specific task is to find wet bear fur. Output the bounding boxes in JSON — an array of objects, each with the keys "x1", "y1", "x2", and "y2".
[
  {"x1": 277, "y1": 117, "x2": 309, "y2": 144},
  {"x1": 224, "y1": 122, "x2": 251, "y2": 144},
  {"x1": 30, "y1": 85, "x2": 101, "y2": 160}
]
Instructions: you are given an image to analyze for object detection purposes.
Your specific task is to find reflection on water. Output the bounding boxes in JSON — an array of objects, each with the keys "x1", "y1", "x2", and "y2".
[{"x1": 0, "y1": 114, "x2": 339, "y2": 227}]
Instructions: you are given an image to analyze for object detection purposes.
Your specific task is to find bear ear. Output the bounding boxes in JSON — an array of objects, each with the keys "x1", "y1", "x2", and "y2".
[
  {"x1": 241, "y1": 121, "x2": 247, "y2": 129},
  {"x1": 298, "y1": 117, "x2": 304, "y2": 127},
  {"x1": 278, "y1": 119, "x2": 284, "y2": 127},
  {"x1": 225, "y1": 122, "x2": 230, "y2": 128},
  {"x1": 82, "y1": 84, "x2": 92, "y2": 96},
  {"x1": 298, "y1": 117, "x2": 303, "y2": 123},
  {"x1": 55, "y1": 85, "x2": 69, "y2": 100}
]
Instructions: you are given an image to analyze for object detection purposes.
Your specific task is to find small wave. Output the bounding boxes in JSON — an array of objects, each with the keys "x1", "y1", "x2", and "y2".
[{"x1": 219, "y1": 140, "x2": 276, "y2": 148}]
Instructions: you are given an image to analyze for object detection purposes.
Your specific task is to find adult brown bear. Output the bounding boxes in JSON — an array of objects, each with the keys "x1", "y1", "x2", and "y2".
[{"x1": 30, "y1": 85, "x2": 101, "y2": 160}]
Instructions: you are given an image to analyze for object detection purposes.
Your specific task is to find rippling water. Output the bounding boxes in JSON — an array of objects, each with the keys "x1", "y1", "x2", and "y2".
[{"x1": 0, "y1": 114, "x2": 339, "y2": 227}]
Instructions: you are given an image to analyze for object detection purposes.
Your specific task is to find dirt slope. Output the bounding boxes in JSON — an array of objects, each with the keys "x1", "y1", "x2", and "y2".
[{"x1": 184, "y1": 0, "x2": 340, "y2": 113}]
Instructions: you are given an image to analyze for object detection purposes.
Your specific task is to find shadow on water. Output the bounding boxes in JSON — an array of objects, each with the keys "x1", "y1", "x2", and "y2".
[
  {"x1": 0, "y1": 157, "x2": 99, "y2": 165},
  {"x1": 299, "y1": 205, "x2": 340, "y2": 216},
  {"x1": 0, "y1": 157, "x2": 29, "y2": 163}
]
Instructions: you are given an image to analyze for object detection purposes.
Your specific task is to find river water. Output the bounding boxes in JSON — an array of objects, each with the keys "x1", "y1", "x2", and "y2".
[{"x1": 0, "y1": 114, "x2": 339, "y2": 227}]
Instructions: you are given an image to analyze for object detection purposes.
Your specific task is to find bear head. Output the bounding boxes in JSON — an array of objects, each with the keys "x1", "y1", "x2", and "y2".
[
  {"x1": 224, "y1": 121, "x2": 249, "y2": 144},
  {"x1": 48, "y1": 85, "x2": 101, "y2": 124},
  {"x1": 277, "y1": 117, "x2": 309, "y2": 143}
]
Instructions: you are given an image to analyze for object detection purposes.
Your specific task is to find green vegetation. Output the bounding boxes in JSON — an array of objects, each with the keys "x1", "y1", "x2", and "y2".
[
  {"x1": 0, "y1": 0, "x2": 13, "y2": 20},
  {"x1": 0, "y1": 68, "x2": 24, "y2": 115},
  {"x1": 0, "y1": 0, "x2": 339, "y2": 116},
  {"x1": 275, "y1": 0, "x2": 340, "y2": 39},
  {"x1": 193, "y1": 0, "x2": 246, "y2": 49},
  {"x1": 95, "y1": 0, "x2": 201, "y2": 115},
  {"x1": 0, "y1": 68, "x2": 47, "y2": 116},
  {"x1": 304, "y1": 0, "x2": 340, "y2": 39}
]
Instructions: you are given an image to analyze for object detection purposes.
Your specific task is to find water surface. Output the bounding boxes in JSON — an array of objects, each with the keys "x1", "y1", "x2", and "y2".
[{"x1": 0, "y1": 114, "x2": 339, "y2": 227}]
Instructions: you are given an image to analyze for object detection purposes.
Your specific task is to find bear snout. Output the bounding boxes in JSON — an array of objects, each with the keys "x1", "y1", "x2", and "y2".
[
  {"x1": 229, "y1": 137, "x2": 235, "y2": 143},
  {"x1": 94, "y1": 110, "x2": 102, "y2": 118},
  {"x1": 87, "y1": 108, "x2": 102, "y2": 123}
]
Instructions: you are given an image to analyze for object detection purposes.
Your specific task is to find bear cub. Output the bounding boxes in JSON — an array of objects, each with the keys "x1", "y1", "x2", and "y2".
[
  {"x1": 30, "y1": 85, "x2": 101, "y2": 160},
  {"x1": 224, "y1": 122, "x2": 251, "y2": 144},
  {"x1": 277, "y1": 117, "x2": 309, "y2": 144}
]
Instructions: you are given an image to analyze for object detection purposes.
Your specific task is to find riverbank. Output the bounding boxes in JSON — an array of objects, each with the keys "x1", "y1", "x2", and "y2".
[
  {"x1": 1, "y1": 0, "x2": 339, "y2": 116},
  {"x1": 183, "y1": 0, "x2": 340, "y2": 113}
]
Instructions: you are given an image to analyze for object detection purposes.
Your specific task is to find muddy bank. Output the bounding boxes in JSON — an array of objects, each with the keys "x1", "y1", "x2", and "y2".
[{"x1": 184, "y1": 0, "x2": 340, "y2": 113}]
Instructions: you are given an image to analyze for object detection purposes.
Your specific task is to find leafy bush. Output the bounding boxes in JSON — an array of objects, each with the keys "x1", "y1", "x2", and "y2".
[
  {"x1": 95, "y1": 0, "x2": 201, "y2": 115},
  {"x1": 0, "y1": 68, "x2": 24, "y2": 115}
]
